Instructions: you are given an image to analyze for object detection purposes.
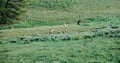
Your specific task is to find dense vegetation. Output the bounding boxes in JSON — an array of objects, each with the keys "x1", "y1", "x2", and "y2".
[
  {"x1": 0, "y1": 0, "x2": 120, "y2": 63},
  {"x1": 0, "y1": 0, "x2": 26, "y2": 24}
]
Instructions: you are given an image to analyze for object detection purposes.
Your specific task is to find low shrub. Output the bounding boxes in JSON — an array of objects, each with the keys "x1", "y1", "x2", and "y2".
[
  {"x1": 84, "y1": 16, "x2": 112, "y2": 22},
  {"x1": 0, "y1": 40, "x2": 3, "y2": 44},
  {"x1": 5, "y1": 32, "x2": 85, "y2": 44},
  {"x1": 92, "y1": 27, "x2": 120, "y2": 38},
  {"x1": 5, "y1": 27, "x2": 120, "y2": 44}
]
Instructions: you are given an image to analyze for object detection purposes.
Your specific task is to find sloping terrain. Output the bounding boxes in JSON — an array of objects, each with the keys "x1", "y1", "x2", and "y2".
[{"x1": 0, "y1": 0, "x2": 120, "y2": 63}]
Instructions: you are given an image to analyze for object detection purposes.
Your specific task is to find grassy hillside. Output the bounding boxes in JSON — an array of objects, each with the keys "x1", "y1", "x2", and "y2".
[
  {"x1": 0, "y1": 19, "x2": 120, "y2": 63},
  {"x1": 0, "y1": 0, "x2": 120, "y2": 29},
  {"x1": 0, "y1": 0, "x2": 120, "y2": 63}
]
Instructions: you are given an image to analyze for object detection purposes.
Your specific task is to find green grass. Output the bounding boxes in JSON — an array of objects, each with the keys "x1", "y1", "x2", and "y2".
[
  {"x1": 0, "y1": 0, "x2": 120, "y2": 29},
  {"x1": 1, "y1": 20, "x2": 120, "y2": 38},
  {"x1": 0, "y1": 37, "x2": 120, "y2": 63},
  {"x1": 0, "y1": 0, "x2": 120, "y2": 63},
  {"x1": 0, "y1": 19, "x2": 120, "y2": 63}
]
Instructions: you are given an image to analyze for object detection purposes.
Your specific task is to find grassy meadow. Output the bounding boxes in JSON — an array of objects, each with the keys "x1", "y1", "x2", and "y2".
[{"x1": 0, "y1": 0, "x2": 120, "y2": 63}]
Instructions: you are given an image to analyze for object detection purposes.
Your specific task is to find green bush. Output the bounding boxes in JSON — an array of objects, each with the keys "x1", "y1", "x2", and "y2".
[
  {"x1": 4, "y1": 32, "x2": 85, "y2": 44},
  {"x1": 0, "y1": 0, "x2": 27, "y2": 24},
  {"x1": 92, "y1": 27, "x2": 120, "y2": 38}
]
